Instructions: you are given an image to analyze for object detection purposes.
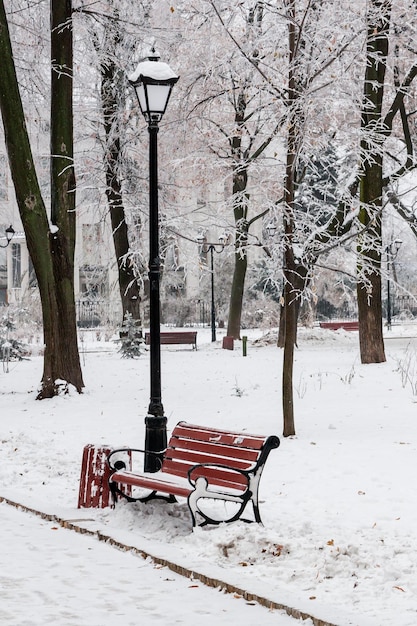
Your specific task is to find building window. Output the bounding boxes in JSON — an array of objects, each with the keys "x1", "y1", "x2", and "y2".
[
  {"x1": 79, "y1": 265, "x2": 108, "y2": 299},
  {"x1": 28, "y1": 256, "x2": 37, "y2": 288},
  {"x1": 0, "y1": 155, "x2": 8, "y2": 201},
  {"x1": 165, "y1": 241, "x2": 179, "y2": 270},
  {"x1": 82, "y1": 223, "x2": 103, "y2": 266},
  {"x1": 11, "y1": 243, "x2": 21, "y2": 288},
  {"x1": 39, "y1": 156, "x2": 50, "y2": 199}
]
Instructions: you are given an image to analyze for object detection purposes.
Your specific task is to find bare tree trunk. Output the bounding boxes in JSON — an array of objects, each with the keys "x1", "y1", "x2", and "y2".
[
  {"x1": 226, "y1": 6, "x2": 266, "y2": 340},
  {"x1": 281, "y1": 0, "x2": 297, "y2": 437},
  {"x1": 357, "y1": 0, "x2": 391, "y2": 364},
  {"x1": 44, "y1": 0, "x2": 84, "y2": 396},
  {"x1": 0, "y1": 0, "x2": 83, "y2": 397},
  {"x1": 226, "y1": 83, "x2": 249, "y2": 340},
  {"x1": 227, "y1": 200, "x2": 248, "y2": 340},
  {"x1": 100, "y1": 46, "x2": 142, "y2": 327},
  {"x1": 278, "y1": 266, "x2": 308, "y2": 348}
]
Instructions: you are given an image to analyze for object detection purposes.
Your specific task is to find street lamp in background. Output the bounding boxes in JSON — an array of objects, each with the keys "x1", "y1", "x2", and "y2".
[
  {"x1": 0, "y1": 225, "x2": 15, "y2": 248},
  {"x1": 197, "y1": 233, "x2": 228, "y2": 342},
  {"x1": 129, "y1": 49, "x2": 179, "y2": 472},
  {"x1": 265, "y1": 222, "x2": 277, "y2": 238},
  {"x1": 385, "y1": 239, "x2": 402, "y2": 331}
]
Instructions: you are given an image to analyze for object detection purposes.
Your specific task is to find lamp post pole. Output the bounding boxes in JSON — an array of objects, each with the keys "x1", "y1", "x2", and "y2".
[
  {"x1": 209, "y1": 245, "x2": 216, "y2": 342},
  {"x1": 386, "y1": 257, "x2": 392, "y2": 331},
  {"x1": 385, "y1": 239, "x2": 402, "y2": 331},
  {"x1": 129, "y1": 50, "x2": 178, "y2": 472},
  {"x1": 146, "y1": 118, "x2": 166, "y2": 467},
  {"x1": 197, "y1": 236, "x2": 227, "y2": 342}
]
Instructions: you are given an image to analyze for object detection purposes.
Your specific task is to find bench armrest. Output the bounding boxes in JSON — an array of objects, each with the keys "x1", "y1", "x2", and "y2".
[
  {"x1": 107, "y1": 447, "x2": 166, "y2": 472},
  {"x1": 187, "y1": 463, "x2": 250, "y2": 491}
]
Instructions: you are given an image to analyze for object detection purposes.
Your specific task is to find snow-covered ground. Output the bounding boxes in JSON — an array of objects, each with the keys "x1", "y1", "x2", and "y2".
[{"x1": 1, "y1": 324, "x2": 417, "y2": 625}]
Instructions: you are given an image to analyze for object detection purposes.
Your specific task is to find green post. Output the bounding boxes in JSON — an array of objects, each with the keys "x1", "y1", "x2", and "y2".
[{"x1": 242, "y1": 335, "x2": 247, "y2": 357}]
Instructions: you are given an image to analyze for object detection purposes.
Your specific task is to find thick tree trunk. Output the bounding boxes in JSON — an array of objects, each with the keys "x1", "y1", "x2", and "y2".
[
  {"x1": 0, "y1": 0, "x2": 83, "y2": 397},
  {"x1": 357, "y1": 269, "x2": 385, "y2": 363},
  {"x1": 357, "y1": 160, "x2": 385, "y2": 363},
  {"x1": 357, "y1": 0, "x2": 391, "y2": 364},
  {"x1": 43, "y1": 0, "x2": 84, "y2": 397}
]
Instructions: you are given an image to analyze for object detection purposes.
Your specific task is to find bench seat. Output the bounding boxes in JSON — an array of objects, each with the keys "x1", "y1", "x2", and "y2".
[
  {"x1": 108, "y1": 421, "x2": 279, "y2": 527},
  {"x1": 109, "y1": 469, "x2": 193, "y2": 499}
]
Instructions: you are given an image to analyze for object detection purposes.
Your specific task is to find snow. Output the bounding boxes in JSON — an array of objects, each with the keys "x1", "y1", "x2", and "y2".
[
  {"x1": 128, "y1": 60, "x2": 178, "y2": 83},
  {"x1": 1, "y1": 325, "x2": 417, "y2": 625}
]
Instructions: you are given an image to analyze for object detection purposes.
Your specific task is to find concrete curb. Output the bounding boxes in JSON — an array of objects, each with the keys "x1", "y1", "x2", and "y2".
[{"x1": 0, "y1": 495, "x2": 338, "y2": 626}]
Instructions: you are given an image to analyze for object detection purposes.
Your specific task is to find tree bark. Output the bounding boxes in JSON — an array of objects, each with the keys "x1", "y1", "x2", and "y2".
[
  {"x1": 278, "y1": 266, "x2": 308, "y2": 348},
  {"x1": 281, "y1": 0, "x2": 298, "y2": 437},
  {"x1": 226, "y1": 201, "x2": 248, "y2": 340},
  {"x1": 357, "y1": 0, "x2": 391, "y2": 364},
  {"x1": 0, "y1": 0, "x2": 83, "y2": 397},
  {"x1": 98, "y1": 26, "x2": 142, "y2": 327},
  {"x1": 226, "y1": 83, "x2": 249, "y2": 340},
  {"x1": 225, "y1": 6, "x2": 267, "y2": 340}
]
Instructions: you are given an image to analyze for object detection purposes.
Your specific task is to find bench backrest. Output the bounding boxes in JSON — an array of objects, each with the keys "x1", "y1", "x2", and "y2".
[
  {"x1": 161, "y1": 421, "x2": 279, "y2": 492},
  {"x1": 319, "y1": 321, "x2": 359, "y2": 331},
  {"x1": 145, "y1": 332, "x2": 197, "y2": 345}
]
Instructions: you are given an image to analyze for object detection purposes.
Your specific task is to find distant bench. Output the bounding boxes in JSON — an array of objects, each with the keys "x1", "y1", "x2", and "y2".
[
  {"x1": 145, "y1": 331, "x2": 197, "y2": 350},
  {"x1": 107, "y1": 421, "x2": 280, "y2": 527},
  {"x1": 319, "y1": 321, "x2": 359, "y2": 331}
]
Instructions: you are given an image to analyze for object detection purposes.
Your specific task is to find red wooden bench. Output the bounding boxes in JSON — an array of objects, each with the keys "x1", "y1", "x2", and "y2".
[
  {"x1": 145, "y1": 331, "x2": 197, "y2": 350},
  {"x1": 319, "y1": 321, "x2": 359, "y2": 331},
  {"x1": 107, "y1": 421, "x2": 280, "y2": 527}
]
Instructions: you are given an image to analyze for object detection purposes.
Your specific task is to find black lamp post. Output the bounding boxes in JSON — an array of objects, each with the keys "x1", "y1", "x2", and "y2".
[
  {"x1": 197, "y1": 234, "x2": 227, "y2": 342},
  {"x1": 129, "y1": 50, "x2": 179, "y2": 472},
  {"x1": 0, "y1": 225, "x2": 15, "y2": 248},
  {"x1": 385, "y1": 239, "x2": 402, "y2": 331}
]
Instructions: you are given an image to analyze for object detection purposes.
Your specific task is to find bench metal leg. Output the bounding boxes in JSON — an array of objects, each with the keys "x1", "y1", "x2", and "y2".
[
  {"x1": 109, "y1": 482, "x2": 177, "y2": 507},
  {"x1": 187, "y1": 478, "x2": 259, "y2": 527}
]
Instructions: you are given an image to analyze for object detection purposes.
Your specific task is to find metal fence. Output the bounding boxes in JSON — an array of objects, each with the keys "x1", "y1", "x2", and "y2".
[{"x1": 76, "y1": 300, "x2": 121, "y2": 328}]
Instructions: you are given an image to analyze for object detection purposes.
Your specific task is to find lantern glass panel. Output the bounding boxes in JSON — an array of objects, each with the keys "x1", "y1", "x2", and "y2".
[
  {"x1": 146, "y1": 83, "x2": 171, "y2": 114},
  {"x1": 135, "y1": 83, "x2": 147, "y2": 115}
]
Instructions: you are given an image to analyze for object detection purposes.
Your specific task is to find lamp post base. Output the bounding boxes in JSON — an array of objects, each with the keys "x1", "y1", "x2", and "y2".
[{"x1": 144, "y1": 414, "x2": 167, "y2": 472}]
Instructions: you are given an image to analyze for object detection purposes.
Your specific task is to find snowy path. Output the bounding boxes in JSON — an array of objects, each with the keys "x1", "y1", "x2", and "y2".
[{"x1": 0, "y1": 503, "x2": 304, "y2": 626}]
